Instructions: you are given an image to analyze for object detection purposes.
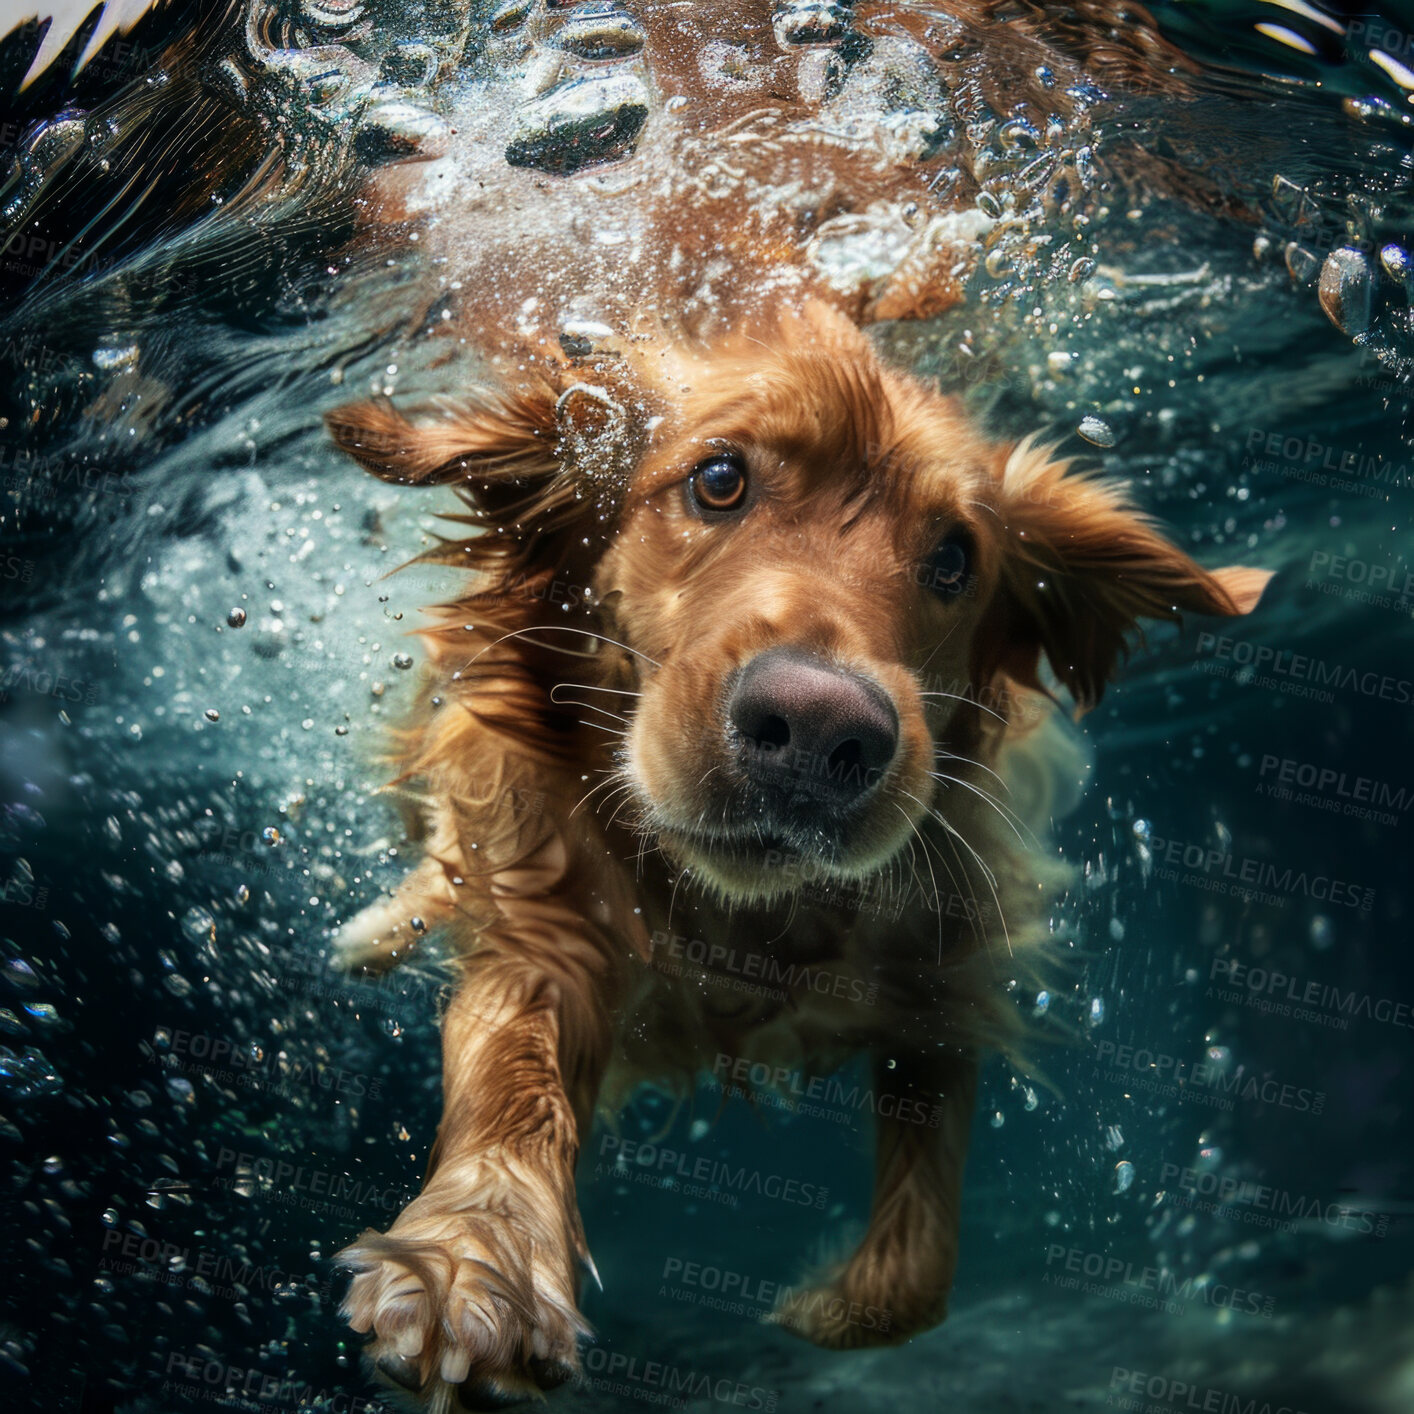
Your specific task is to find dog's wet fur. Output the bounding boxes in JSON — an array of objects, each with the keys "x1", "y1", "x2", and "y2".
[{"x1": 326, "y1": 305, "x2": 1268, "y2": 1407}]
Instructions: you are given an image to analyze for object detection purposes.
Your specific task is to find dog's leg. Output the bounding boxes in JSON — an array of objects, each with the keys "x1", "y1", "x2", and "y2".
[
  {"x1": 773, "y1": 1048, "x2": 978, "y2": 1349},
  {"x1": 338, "y1": 929, "x2": 615, "y2": 1407},
  {"x1": 332, "y1": 857, "x2": 461, "y2": 973}
]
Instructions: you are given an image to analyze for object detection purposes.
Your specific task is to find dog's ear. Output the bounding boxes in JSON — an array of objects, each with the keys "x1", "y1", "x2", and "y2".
[
  {"x1": 976, "y1": 439, "x2": 1272, "y2": 711},
  {"x1": 326, "y1": 379, "x2": 639, "y2": 530},
  {"x1": 325, "y1": 383, "x2": 560, "y2": 496}
]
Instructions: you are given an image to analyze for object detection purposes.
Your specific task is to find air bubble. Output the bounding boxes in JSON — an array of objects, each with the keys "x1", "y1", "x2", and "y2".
[
  {"x1": 1318, "y1": 247, "x2": 1373, "y2": 337},
  {"x1": 1379, "y1": 244, "x2": 1410, "y2": 284},
  {"x1": 1078, "y1": 415, "x2": 1115, "y2": 447},
  {"x1": 180, "y1": 907, "x2": 215, "y2": 945}
]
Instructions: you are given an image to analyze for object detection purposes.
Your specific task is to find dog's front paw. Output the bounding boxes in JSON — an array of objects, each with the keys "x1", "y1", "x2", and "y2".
[{"x1": 339, "y1": 1195, "x2": 588, "y2": 1408}]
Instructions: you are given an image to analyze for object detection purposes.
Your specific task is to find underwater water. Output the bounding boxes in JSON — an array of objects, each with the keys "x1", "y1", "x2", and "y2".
[{"x1": 1, "y1": 1, "x2": 1414, "y2": 1411}]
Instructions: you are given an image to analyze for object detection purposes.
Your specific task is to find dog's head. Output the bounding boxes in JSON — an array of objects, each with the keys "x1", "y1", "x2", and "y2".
[{"x1": 329, "y1": 306, "x2": 1269, "y2": 902}]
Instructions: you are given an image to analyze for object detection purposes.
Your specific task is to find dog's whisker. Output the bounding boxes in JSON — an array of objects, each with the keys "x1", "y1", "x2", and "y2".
[
  {"x1": 666, "y1": 863, "x2": 692, "y2": 931},
  {"x1": 933, "y1": 814, "x2": 999, "y2": 892},
  {"x1": 916, "y1": 616, "x2": 967, "y2": 672},
  {"x1": 894, "y1": 804, "x2": 947, "y2": 966},
  {"x1": 574, "y1": 719, "x2": 628, "y2": 737},
  {"x1": 778, "y1": 889, "x2": 801, "y2": 937},
  {"x1": 917, "y1": 690, "x2": 1008, "y2": 725},
  {"x1": 899, "y1": 835, "x2": 929, "y2": 912},
  {"x1": 905, "y1": 800, "x2": 991, "y2": 958},
  {"x1": 552, "y1": 681, "x2": 643, "y2": 698},
  {"x1": 557, "y1": 693, "x2": 629, "y2": 717},
  {"x1": 549, "y1": 686, "x2": 632, "y2": 722},
  {"x1": 560, "y1": 700, "x2": 631, "y2": 726},
  {"x1": 926, "y1": 809, "x2": 1013, "y2": 959},
  {"x1": 932, "y1": 748, "x2": 1011, "y2": 793},
  {"x1": 930, "y1": 771, "x2": 1036, "y2": 851},
  {"x1": 466, "y1": 624, "x2": 662, "y2": 671},
  {"x1": 695, "y1": 764, "x2": 724, "y2": 793},
  {"x1": 963, "y1": 498, "x2": 1003, "y2": 520},
  {"x1": 897, "y1": 783, "x2": 1000, "y2": 896},
  {"x1": 600, "y1": 777, "x2": 642, "y2": 824},
  {"x1": 570, "y1": 775, "x2": 630, "y2": 820}
]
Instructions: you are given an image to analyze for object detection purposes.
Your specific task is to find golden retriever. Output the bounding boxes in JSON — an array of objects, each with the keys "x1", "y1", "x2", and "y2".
[{"x1": 324, "y1": 302, "x2": 1269, "y2": 1408}]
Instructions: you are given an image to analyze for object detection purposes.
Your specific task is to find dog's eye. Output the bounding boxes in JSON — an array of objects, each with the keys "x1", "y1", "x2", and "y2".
[
  {"x1": 688, "y1": 454, "x2": 749, "y2": 513},
  {"x1": 923, "y1": 536, "x2": 970, "y2": 596}
]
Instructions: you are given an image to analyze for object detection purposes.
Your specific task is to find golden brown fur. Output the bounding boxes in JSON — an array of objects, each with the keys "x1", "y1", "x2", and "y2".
[{"x1": 327, "y1": 304, "x2": 1269, "y2": 1408}]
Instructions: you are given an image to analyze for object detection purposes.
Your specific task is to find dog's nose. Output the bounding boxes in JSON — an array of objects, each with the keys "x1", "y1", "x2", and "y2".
[{"x1": 728, "y1": 649, "x2": 898, "y2": 806}]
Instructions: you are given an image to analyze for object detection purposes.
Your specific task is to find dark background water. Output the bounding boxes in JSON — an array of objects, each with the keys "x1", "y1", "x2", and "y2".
[{"x1": 2, "y1": 2, "x2": 1414, "y2": 1412}]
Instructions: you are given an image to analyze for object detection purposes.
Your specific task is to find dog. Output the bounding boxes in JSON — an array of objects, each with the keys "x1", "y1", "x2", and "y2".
[{"x1": 323, "y1": 301, "x2": 1270, "y2": 1408}]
